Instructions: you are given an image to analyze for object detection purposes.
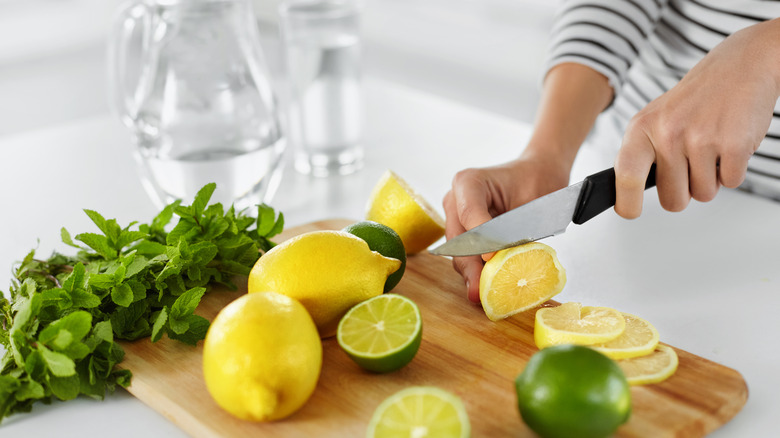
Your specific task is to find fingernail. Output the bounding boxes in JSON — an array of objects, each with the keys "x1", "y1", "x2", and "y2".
[{"x1": 465, "y1": 280, "x2": 470, "y2": 292}]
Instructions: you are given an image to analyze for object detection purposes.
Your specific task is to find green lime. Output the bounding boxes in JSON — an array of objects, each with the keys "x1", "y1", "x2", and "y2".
[
  {"x1": 367, "y1": 386, "x2": 471, "y2": 438},
  {"x1": 515, "y1": 345, "x2": 631, "y2": 438},
  {"x1": 343, "y1": 220, "x2": 406, "y2": 292},
  {"x1": 337, "y1": 294, "x2": 422, "y2": 373}
]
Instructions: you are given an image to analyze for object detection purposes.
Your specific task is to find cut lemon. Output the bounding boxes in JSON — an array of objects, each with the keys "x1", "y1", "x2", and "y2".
[
  {"x1": 367, "y1": 386, "x2": 471, "y2": 438},
  {"x1": 366, "y1": 170, "x2": 446, "y2": 254},
  {"x1": 591, "y1": 312, "x2": 660, "y2": 360},
  {"x1": 337, "y1": 294, "x2": 422, "y2": 373},
  {"x1": 534, "y1": 302, "x2": 626, "y2": 349},
  {"x1": 479, "y1": 242, "x2": 566, "y2": 321},
  {"x1": 616, "y1": 344, "x2": 679, "y2": 385}
]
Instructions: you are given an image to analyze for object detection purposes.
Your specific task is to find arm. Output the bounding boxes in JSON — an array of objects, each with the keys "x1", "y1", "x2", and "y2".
[
  {"x1": 443, "y1": 63, "x2": 612, "y2": 303},
  {"x1": 614, "y1": 17, "x2": 780, "y2": 218}
]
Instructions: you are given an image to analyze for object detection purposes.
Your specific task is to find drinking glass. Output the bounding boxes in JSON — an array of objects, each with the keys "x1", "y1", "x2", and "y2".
[{"x1": 279, "y1": 0, "x2": 363, "y2": 177}]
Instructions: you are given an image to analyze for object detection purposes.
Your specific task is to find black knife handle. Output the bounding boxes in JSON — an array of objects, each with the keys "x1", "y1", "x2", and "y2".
[{"x1": 572, "y1": 164, "x2": 657, "y2": 225}]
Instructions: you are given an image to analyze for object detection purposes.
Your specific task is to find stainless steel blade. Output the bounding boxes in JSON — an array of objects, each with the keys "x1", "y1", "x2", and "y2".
[{"x1": 429, "y1": 181, "x2": 584, "y2": 256}]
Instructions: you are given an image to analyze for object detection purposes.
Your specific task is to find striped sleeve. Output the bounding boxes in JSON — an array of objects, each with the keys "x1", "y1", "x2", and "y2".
[{"x1": 543, "y1": 0, "x2": 669, "y2": 91}]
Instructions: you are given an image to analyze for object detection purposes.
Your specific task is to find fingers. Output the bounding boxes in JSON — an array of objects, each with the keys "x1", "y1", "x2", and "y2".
[
  {"x1": 443, "y1": 190, "x2": 485, "y2": 303},
  {"x1": 718, "y1": 149, "x2": 751, "y2": 188},
  {"x1": 451, "y1": 256, "x2": 484, "y2": 304},
  {"x1": 614, "y1": 121, "x2": 657, "y2": 219},
  {"x1": 450, "y1": 169, "x2": 495, "y2": 232}
]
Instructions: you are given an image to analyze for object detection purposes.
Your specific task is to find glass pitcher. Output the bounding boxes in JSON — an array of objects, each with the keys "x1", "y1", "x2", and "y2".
[{"x1": 108, "y1": 0, "x2": 286, "y2": 210}]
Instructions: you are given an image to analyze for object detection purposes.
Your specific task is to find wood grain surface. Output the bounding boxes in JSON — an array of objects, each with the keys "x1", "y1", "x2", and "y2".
[{"x1": 117, "y1": 219, "x2": 747, "y2": 437}]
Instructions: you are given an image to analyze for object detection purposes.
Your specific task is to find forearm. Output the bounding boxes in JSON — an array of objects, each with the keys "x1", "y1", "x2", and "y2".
[{"x1": 523, "y1": 63, "x2": 613, "y2": 172}]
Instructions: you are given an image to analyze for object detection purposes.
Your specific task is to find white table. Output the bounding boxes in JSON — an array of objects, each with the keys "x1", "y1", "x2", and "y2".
[{"x1": 1, "y1": 78, "x2": 777, "y2": 436}]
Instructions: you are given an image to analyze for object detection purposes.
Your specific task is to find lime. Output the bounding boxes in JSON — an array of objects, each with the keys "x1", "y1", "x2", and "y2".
[
  {"x1": 515, "y1": 345, "x2": 631, "y2": 438},
  {"x1": 367, "y1": 386, "x2": 470, "y2": 438},
  {"x1": 337, "y1": 294, "x2": 422, "y2": 373},
  {"x1": 343, "y1": 220, "x2": 407, "y2": 292}
]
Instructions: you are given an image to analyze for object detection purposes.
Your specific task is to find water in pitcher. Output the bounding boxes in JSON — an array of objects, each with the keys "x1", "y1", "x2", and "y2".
[
  {"x1": 282, "y1": 1, "x2": 363, "y2": 176},
  {"x1": 110, "y1": 0, "x2": 286, "y2": 210}
]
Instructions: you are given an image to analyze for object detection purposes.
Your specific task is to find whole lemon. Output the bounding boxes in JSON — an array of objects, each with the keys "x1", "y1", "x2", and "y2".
[
  {"x1": 202, "y1": 292, "x2": 322, "y2": 422},
  {"x1": 248, "y1": 230, "x2": 401, "y2": 338}
]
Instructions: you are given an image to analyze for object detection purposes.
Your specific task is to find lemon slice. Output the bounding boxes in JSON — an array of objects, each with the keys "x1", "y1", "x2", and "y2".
[
  {"x1": 534, "y1": 302, "x2": 626, "y2": 349},
  {"x1": 591, "y1": 312, "x2": 660, "y2": 359},
  {"x1": 367, "y1": 386, "x2": 471, "y2": 438},
  {"x1": 337, "y1": 294, "x2": 422, "y2": 373},
  {"x1": 616, "y1": 344, "x2": 679, "y2": 385},
  {"x1": 366, "y1": 170, "x2": 445, "y2": 254},
  {"x1": 479, "y1": 242, "x2": 566, "y2": 321}
]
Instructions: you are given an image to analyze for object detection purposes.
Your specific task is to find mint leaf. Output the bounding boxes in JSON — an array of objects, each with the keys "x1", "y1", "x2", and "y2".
[
  {"x1": 191, "y1": 183, "x2": 216, "y2": 217},
  {"x1": 150, "y1": 308, "x2": 168, "y2": 343},
  {"x1": 39, "y1": 347, "x2": 76, "y2": 377},
  {"x1": 111, "y1": 284, "x2": 134, "y2": 307},
  {"x1": 170, "y1": 287, "x2": 206, "y2": 320},
  {"x1": 48, "y1": 374, "x2": 80, "y2": 400},
  {"x1": 60, "y1": 228, "x2": 82, "y2": 249},
  {"x1": 75, "y1": 233, "x2": 116, "y2": 259}
]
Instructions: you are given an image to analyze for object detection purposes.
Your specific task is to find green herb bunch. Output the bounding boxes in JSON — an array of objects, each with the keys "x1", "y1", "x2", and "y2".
[{"x1": 0, "y1": 183, "x2": 283, "y2": 421}]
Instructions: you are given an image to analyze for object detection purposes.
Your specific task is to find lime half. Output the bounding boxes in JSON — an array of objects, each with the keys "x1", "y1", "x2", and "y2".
[
  {"x1": 368, "y1": 386, "x2": 471, "y2": 438},
  {"x1": 337, "y1": 294, "x2": 422, "y2": 373}
]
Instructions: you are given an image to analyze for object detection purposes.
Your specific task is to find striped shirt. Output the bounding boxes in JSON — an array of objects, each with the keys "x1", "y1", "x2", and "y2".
[{"x1": 545, "y1": 0, "x2": 780, "y2": 200}]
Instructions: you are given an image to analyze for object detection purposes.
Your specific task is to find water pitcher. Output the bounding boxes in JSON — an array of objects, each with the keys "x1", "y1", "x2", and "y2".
[{"x1": 108, "y1": 0, "x2": 286, "y2": 210}]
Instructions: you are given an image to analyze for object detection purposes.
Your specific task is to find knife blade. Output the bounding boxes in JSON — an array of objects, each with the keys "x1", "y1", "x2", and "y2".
[{"x1": 429, "y1": 164, "x2": 657, "y2": 257}]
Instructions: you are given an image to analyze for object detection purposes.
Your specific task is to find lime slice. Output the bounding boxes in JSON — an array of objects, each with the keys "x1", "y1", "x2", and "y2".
[
  {"x1": 337, "y1": 294, "x2": 422, "y2": 373},
  {"x1": 368, "y1": 386, "x2": 471, "y2": 438}
]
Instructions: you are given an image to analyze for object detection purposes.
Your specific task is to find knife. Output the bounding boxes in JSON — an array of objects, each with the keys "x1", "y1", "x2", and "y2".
[{"x1": 429, "y1": 164, "x2": 657, "y2": 257}]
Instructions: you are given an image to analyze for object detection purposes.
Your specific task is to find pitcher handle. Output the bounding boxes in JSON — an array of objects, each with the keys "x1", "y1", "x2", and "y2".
[{"x1": 107, "y1": 0, "x2": 152, "y2": 127}]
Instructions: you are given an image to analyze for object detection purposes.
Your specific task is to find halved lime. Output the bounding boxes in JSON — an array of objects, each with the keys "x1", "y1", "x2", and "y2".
[
  {"x1": 367, "y1": 386, "x2": 471, "y2": 438},
  {"x1": 337, "y1": 294, "x2": 422, "y2": 373}
]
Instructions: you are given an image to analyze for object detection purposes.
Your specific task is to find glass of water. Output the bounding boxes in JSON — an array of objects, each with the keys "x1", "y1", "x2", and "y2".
[
  {"x1": 108, "y1": 0, "x2": 286, "y2": 211},
  {"x1": 279, "y1": 0, "x2": 364, "y2": 177}
]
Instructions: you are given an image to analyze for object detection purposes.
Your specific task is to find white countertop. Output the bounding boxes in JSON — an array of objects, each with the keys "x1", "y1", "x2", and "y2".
[{"x1": 1, "y1": 77, "x2": 778, "y2": 436}]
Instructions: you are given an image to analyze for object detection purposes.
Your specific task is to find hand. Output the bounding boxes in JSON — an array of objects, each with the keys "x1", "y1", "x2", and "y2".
[
  {"x1": 614, "y1": 18, "x2": 780, "y2": 218},
  {"x1": 442, "y1": 153, "x2": 570, "y2": 303}
]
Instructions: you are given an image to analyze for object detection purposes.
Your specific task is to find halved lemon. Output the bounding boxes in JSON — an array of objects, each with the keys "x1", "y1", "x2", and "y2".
[
  {"x1": 367, "y1": 386, "x2": 471, "y2": 438},
  {"x1": 337, "y1": 294, "x2": 422, "y2": 373},
  {"x1": 534, "y1": 302, "x2": 626, "y2": 349},
  {"x1": 616, "y1": 344, "x2": 679, "y2": 385},
  {"x1": 591, "y1": 312, "x2": 660, "y2": 359},
  {"x1": 365, "y1": 170, "x2": 445, "y2": 254},
  {"x1": 479, "y1": 242, "x2": 566, "y2": 321}
]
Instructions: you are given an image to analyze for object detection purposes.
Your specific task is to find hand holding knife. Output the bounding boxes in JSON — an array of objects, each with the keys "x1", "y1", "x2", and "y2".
[{"x1": 430, "y1": 165, "x2": 657, "y2": 257}]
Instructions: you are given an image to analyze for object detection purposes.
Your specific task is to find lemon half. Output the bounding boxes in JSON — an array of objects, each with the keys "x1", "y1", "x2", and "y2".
[{"x1": 479, "y1": 242, "x2": 567, "y2": 321}]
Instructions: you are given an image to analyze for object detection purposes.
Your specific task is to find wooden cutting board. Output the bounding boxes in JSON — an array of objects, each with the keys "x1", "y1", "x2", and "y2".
[{"x1": 117, "y1": 219, "x2": 747, "y2": 437}]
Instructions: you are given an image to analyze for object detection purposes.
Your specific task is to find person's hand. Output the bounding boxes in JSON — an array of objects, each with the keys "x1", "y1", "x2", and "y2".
[
  {"x1": 614, "y1": 18, "x2": 780, "y2": 218},
  {"x1": 442, "y1": 153, "x2": 570, "y2": 303}
]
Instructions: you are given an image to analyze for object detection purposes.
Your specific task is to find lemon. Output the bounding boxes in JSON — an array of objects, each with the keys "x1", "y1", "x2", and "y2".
[
  {"x1": 534, "y1": 302, "x2": 626, "y2": 349},
  {"x1": 367, "y1": 386, "x2": 471, "y2": 438},
  {"x1": 247, "y1": 230, "x2": 401, "y2": 338},
  {"x1": 337, "y1": 294, "x2": 422, "y2": 373},
  {"x1": 591, "y1": 312, "x2": 660, "y2": 360},
  {"x1": 365, "y1": 170, "x2": 446, "y2": 254},
  {"x1": 342, "y1": 220, "x2": 407, "y2": 292},
  {"x1": 202, "y1": 292, "x2": 322, "y2": 421},
  {"x1": 516, "y1": 345, "x2": 631, "y2": 438},
  {"x1": 478, "y1": 242, "x2": 567, "y2": 321},
  {"x1": 616, "y1": 344, "x2": 679, "y2": 385}
]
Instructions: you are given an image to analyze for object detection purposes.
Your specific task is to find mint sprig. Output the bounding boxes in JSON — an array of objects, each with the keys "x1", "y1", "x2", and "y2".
[{"x1": 0, "y1": 183, "x2": 283, "y2": 420}]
